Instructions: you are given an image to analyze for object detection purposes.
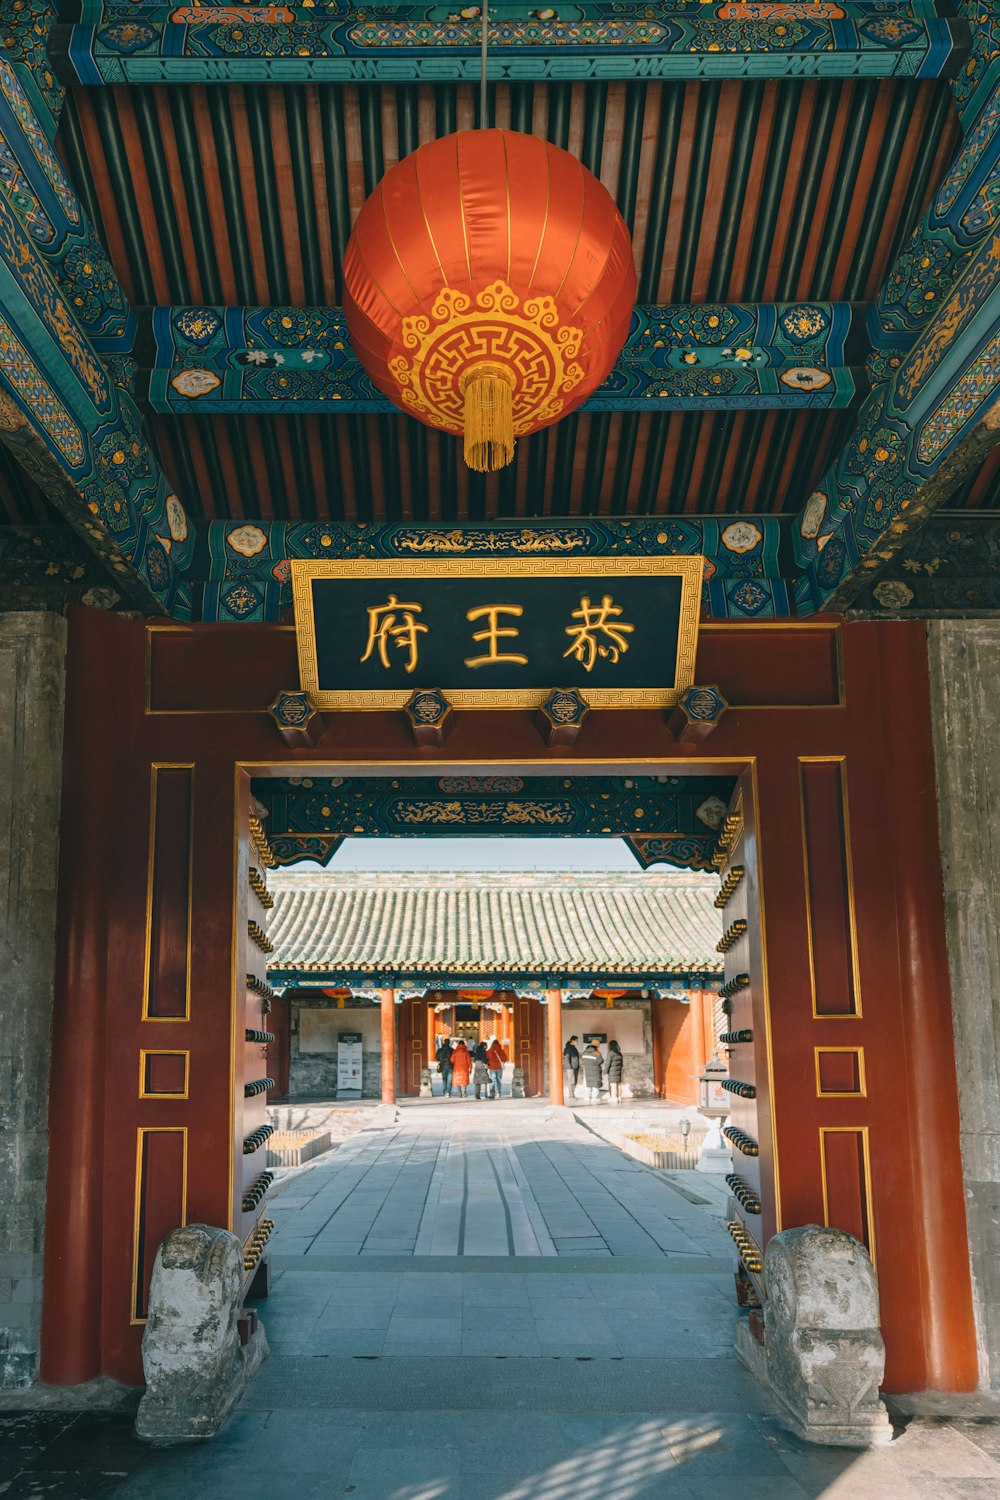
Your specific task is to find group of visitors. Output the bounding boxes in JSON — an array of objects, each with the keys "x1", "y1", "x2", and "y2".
[
  {"x1": 435, "y1": 1031, "x2": 623, "y2": 1103},
  {"x1": 436, "y1": 1035, "x2": 508, "y2": 1098},
  {"x1": 562, "y1": 1035, "x2": 625, "y2": 1103}
]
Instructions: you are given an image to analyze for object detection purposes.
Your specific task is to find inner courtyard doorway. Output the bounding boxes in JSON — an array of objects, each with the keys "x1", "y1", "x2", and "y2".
[{"x1": 264, "y1": 856, "x2": 728, "y2": 1111}]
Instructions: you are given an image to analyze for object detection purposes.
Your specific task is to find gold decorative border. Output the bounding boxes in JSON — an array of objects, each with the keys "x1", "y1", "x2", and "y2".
[
  {"x1": 290, "y1": 555, "x2": 703, "y2": 710},
  {"x1": 141, "y1": 764, "x2": 195, "y2": 1023},
  {"x1": 819, "y1": 1124, "x2": 877, "y2": 1275},
  {"x1": 814, "y1": 1045, "x2": 867, "y2": 1098},
  {"x1": 138, "y1": 1049, "x2": 191, "y2": 1100},
  {"x1": 142, "y1": 619, "x2": 844, "y2": 716},
  {"x1": 130, "y1": 1126, "x2": 189, "y2": 1325},
  {"x1": 700, "y1": 621, "x2": 845, "y2": 711},
  {"x1": 798, "y1": 756, "x2": 863, "y2": 1021},
  {"x1": 144, "y1": 623, "x2": 297, "y2": 715}
]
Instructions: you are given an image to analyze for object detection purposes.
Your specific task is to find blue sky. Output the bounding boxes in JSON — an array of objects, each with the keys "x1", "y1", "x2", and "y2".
[{"x1": 313, "y1": 836, "x2": 641, "y2": 872}]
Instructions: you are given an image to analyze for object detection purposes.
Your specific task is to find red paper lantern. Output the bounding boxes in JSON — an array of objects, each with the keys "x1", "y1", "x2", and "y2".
[{"x1": 343, "y1": 129, "x2": 636, "y2": 471}]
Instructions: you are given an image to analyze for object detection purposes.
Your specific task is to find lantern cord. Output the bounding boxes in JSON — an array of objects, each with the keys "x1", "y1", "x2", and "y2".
[
  {"x1": 480, "y1": 0, "x2": 489, "y2": 128},
  {"x1": 463, "y1": 363, "x2": 514, "y2": 472}
]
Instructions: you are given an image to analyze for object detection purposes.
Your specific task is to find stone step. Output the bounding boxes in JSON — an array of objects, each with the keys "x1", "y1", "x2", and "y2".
[
  {"x1": 268, "y1": 1253, "x2": 733, "y2": 1275},
  {"x1": 243, "y1": 1352, "x2": 776, "y2": 1414}
]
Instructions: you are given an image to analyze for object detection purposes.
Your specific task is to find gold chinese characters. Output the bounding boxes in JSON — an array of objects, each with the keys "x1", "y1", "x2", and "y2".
[
  {"x1": 360, "y1": 594, "x2": 428, "y2": 675},
  {"x1": 358, "y1": 593, "x2": 636, "y2": 674},
  {"x1": 464, "y1": 604, "x2": 529, "y2": 669},
  {"x1": 563, "y1": 594, "x2": 634, "y2": 670}
]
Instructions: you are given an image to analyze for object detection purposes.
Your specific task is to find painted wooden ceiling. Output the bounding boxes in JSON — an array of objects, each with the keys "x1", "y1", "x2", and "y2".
[{"x1": 8, "y1": 73, "x2": 1000, "y2": 527}]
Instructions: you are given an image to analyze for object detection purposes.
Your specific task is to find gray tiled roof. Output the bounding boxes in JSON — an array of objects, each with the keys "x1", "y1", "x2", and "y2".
[{"x1": 268, "y1": 870, "x2": 723, "y2": 976}]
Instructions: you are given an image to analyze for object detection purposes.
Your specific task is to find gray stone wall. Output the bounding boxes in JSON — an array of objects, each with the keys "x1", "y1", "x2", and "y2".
[
  {"x1": 289, "y1": 1000, "x2": 383, "y2": 1098},
  {"x1": 0, "y1": 614, "x2": 66, "y2": 1386},
  {"x1": 562, "y1": 998, "x2": 655, "y2": 1097},
  {"x1": 927, "y1": 621, "x2": 1000, "y2": 1390}
]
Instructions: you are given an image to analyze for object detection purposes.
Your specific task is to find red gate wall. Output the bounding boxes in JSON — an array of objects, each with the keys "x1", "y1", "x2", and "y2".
[
  {"x1": 652, "y1": 990, "x2": 711, "y2": 1104},
  {"x1": 40, "y1": 609, "x2": 978, "y2": 1392}
]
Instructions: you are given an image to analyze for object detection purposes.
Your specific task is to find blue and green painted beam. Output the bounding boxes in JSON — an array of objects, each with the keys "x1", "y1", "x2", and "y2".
[
  {"x1": 0, "y1": 53, "x2": 133, "y2": 348},
  {"x1": 865, "y1": 3, "x2": 1000, "y2": 354},
  {"x1": 835, "y1": 510, "x2": 1000, "y2": 615},
  {"x1": 0, "y1": 0, "x2": 63, "y2": 137},
  {"x1": 796, "y1": 4, "x2": 1000, "y2": 611},
  {"x1": 193, "y1": 514, "x2": 795, "y2": 622},
  {"x1": 795, "y1": 229, "x2": 1000, "y2": 613},
  {"x1": 51, "y1": 1, "x2": 967, "y2": 87},
  {"x1": 141, "y1": 301, "x2": 865, "y2": 414},
  {"x1": 952, "y1": 0, "x2": 1000, "y2": 125},
  {"x1": 870, "y1": 74, "x2": 1000, "y2": 352},
  {"x1": 0, "y1": 42, "x2": 195, "y2": 612},
  {"x1": 255, "y1": 769, "x2": 734, "y2": 875},
  {"x1": 268, "y1": 964, "x2": 721, "y2": 988}
]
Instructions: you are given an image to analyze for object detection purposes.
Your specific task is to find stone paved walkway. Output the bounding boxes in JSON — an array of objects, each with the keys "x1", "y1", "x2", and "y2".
[
  {"x1": 8, "y1": 1103, "x2": 1000, "y2": 1499},
  {"x1": 266, "y1": 1103, "x2": 728, "y2": 1262}
]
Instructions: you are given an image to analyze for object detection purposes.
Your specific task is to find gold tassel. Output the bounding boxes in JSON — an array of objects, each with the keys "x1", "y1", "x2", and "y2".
[{"x1": 461, "y1": 364, "x2": 515, "y2": 472}]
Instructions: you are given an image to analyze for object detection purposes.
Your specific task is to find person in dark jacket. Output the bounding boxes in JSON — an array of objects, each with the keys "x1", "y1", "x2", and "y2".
[
  {"x1": 436, "y1": 1038, "x2": 453, "y2": 1097},
  {"x1": 607, "y1": 1039, "x2": 624, "y2": 1104},
  {"x1": 473, "y1": 1055, "x2": 490, "y2": 1100},
  {"x1": 581, "y1": 1041, "x2": 603, "y2": 1103},
  {"x1": 563, "y1": 1035, "x2": 580, "y2": 1096}
]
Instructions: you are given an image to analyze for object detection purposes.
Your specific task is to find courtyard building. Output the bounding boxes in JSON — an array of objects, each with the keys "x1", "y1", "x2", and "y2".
[{"x1": 266, "y1": 869, "x2": 724, "y2": 1104}]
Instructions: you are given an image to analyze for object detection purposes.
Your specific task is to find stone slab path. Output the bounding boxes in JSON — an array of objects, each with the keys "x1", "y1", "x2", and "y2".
[
  {"x1": 12, "y1": 1103, "x2": 1000, "y2": 1499},
  {"x1": 266, "y1": 1103, "x2": 728, "y2": 1262}
]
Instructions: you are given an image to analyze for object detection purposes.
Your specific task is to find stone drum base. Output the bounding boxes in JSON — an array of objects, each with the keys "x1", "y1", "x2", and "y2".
[
  {"x1": 136, "y1": 1224, "x2": 269, "y2": 1446},
  {"x1": 738, "y1": 1224, "x2": 892, "y2": 1449}
]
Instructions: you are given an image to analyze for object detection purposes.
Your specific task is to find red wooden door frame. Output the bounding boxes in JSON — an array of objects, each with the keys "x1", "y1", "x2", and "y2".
[
  {"x1": 398, "y1": 992, "x2": 427, "y2": 1096},
  {"x1": 40, "y1": 610, "x2": 979, "y2": 1394},
  {"x1": 514, "y1": 994, "x2": 545, "y2": 1096}
]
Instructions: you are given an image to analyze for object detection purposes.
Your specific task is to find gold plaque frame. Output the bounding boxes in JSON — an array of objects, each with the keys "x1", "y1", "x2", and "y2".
[{"x1": 291, "y1": 555, "x2": 703, "y2": 710}]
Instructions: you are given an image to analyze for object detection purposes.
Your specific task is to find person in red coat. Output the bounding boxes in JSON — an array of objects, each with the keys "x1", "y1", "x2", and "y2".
[
  {"x1": 450, "y1": 1040, "x2": 472, "y2": 1097},
  {"x1": 486, "y1": 1037, "x2": 507, "y2": 1098}
]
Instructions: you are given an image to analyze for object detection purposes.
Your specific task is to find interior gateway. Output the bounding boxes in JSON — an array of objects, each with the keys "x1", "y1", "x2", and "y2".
[{"x1": 2, "y1": 1, "x2": 1000, "y2": 1495}]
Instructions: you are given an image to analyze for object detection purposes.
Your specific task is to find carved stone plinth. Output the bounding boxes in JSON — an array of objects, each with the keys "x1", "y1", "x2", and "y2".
[
  {"x1": 419, "y1": 1066, "x2": 433, "y2": 1098},
  {"x1": 737, "y1": 1224, "x2": 891, "y2": 1449},
  {"x1": 511, "y1": 1066, "x2": 526, "y2": 1099},
  {"x1": 136, "y1": 1224, "x2": 268, "y2": 1445}
]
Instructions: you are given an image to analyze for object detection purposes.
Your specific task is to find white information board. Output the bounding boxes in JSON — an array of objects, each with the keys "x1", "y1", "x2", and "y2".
[{"x1": 337, "y1": 1032, "x2": 363, "y2": 1095}]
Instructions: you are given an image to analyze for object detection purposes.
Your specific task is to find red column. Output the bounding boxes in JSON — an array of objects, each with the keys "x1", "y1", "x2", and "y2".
[
  {"x1": 380, "y1": 988, "x2": 396, "y2": 1104},
  {"x1": 40, "y1": 608, "x2": 114, "y2": 1383},
  {"x1": 691, "y1": 989, "x2": 709, "y2": 1069},
  {"x1": 547, "y1": 988, "x2": 564, "y2": 1104}
]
